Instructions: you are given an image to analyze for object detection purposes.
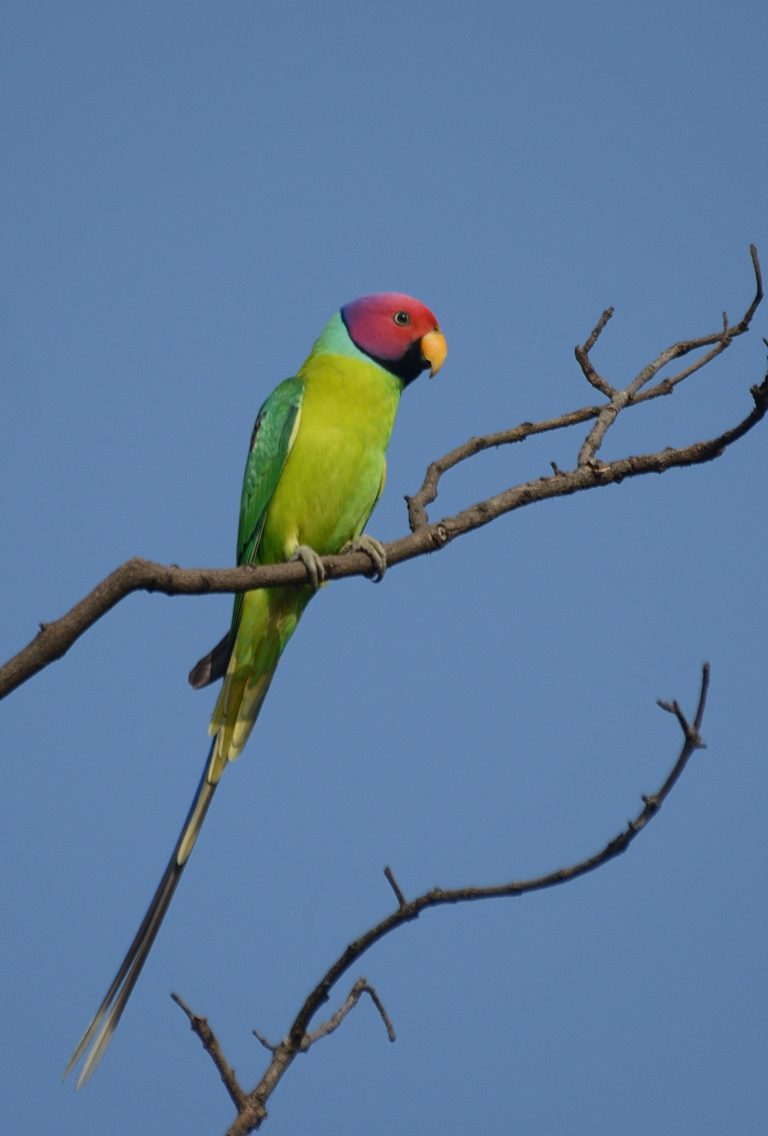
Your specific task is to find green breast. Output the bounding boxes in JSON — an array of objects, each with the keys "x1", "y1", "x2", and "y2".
[{"x1": 260, "y1": 352, "x2": 403, "y2": 561}]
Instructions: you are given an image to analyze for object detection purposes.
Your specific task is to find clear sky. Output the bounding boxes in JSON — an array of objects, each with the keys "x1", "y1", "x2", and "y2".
[{"x1": 2, "y1": 2, "x2": 767, "y2": 1133}]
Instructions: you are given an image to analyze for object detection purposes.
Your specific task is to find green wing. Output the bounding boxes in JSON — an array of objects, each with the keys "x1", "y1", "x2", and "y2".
[
  {"x1": 236, "y1": 377, "x2": 303, "y2": 567},
  {"x1": 232, "y1": 375, "x2": 304, "y2": 620},
  {"x1": 188, "y1": 376, "x2": 303, "y2": 690}
]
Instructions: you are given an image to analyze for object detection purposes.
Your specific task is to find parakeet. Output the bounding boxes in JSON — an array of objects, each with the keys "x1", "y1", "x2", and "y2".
[{"x1": 65, "y1": 293, "x2": 447, "y2": 1086}]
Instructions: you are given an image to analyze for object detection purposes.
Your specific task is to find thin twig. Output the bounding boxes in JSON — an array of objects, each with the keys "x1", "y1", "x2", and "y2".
[
  {"x1": 170, "y1": 992, "x2": 247, "y2": 1110},
  {"x1": 577, "y1": 244, "x2": 763, "y2": 465},
  {"x1": 574, "y1": 306, "x2": 616, "y2": 396},
  {"x1": 576, "y1": 245, "x2": 762, "y2": 467},
  {"x1": 383, "y1": 865, "x2": 407, "y2": 908},
  {"x1": 251, "y1": 1029, "x2": 276, "y2": 1054},
  {"x1": 304, "y1": 978, "x2": 396, "y2": 1045}
]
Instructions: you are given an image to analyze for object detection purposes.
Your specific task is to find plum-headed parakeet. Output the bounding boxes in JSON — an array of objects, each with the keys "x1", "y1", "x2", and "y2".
[{"x1": 66, "y1": 292, "x2": 447, "y2": 1085}]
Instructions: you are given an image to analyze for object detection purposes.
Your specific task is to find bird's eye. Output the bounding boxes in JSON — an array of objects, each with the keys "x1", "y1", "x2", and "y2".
[{"x1": 393, "y1": 310, "x2": 410, "y2": 326}]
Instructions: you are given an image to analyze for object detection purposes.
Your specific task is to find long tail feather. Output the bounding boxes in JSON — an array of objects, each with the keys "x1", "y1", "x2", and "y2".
[
  {"x1": 67, "y1": 592, "x2": 296, "y2": 1085},
  {"x1": 65, "y1": 744, "x2": 219, "y2": 1087}
]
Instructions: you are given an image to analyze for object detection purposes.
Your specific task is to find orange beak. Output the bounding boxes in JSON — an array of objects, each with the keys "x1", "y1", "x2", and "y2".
[{"x1": 420, "y1": 328, "x2": 447, "y2": 378}]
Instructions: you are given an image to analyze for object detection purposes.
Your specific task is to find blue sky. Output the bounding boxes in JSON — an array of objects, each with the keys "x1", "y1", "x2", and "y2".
[{"x1": 2, "y1": 2, "x2": 767, "y2": 1133}]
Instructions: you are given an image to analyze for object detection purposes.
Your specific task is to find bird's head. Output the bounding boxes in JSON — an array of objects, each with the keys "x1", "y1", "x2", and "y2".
[{"x1": 340, "y1": 293, "x2": 447, "y2": 385}]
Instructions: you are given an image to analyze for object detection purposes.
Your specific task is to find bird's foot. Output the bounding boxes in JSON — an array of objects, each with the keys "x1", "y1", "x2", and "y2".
[
  {"x1": 342, "y1": 534, "x2": 387, "y2": 582},
  {"x1": 291, "y1": 544, "x2": 326, "y2": 590}
]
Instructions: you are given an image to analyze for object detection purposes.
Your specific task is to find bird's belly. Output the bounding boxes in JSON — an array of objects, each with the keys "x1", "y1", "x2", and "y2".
[{"x1": 261, "y1": 429, "x2": 384, "y2": 560}]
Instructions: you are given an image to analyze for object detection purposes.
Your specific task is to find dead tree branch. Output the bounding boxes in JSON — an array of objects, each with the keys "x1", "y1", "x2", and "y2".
[
  {"x1": 176, "y1": 665, "x2": 710, "y2": 1134},
  {"x1": 0, "y1": 248, "x2": 763, "y2": 703}
]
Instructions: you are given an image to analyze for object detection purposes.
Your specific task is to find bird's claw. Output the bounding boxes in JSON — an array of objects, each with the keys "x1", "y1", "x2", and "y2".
[
  {"x1": 291, "y1": 544, "x2": 326, "y2": 590},
  {"x1": 342, "y1": 534, "x2": 387, "y2": 582}
]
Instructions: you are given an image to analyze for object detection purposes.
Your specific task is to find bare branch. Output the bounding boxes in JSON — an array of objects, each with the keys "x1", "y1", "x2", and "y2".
[
  {"x1": 574, "y1": 306, "x2": 616, "y2": 396},
  {"x1": 304, "y1": 977, "x2": 396, "y2": 1046},
  {"x1": 576, "y1": 244, "x2": 762, "y2": 466},
  {"x1": 383, "y1": 865, "x2": 407, "y2": 909},
  {"x1": 170, "y1": 993, "x2": 247, "y2": 1111},
  {"x1": 2, "y1": 248, "x2": 764, "y2": 705},
  {"x1": 251, "y1": 1028, "x2": 277, "y2": 1055},
  {"x1": 179, "y1": 666, "x2": 710, "y2": 1134},
  {"x1": 405, "y1": 404, "x2": 605, "y2": 531}
]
